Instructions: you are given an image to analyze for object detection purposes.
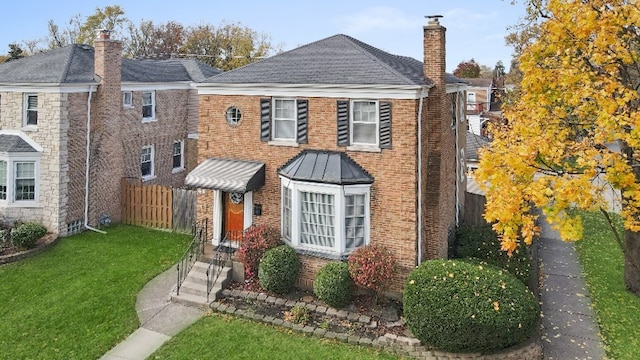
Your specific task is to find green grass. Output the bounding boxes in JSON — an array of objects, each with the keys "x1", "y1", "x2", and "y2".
[
  {"x1": 0, "y1": 225, "x2": 190, "y2": 360},
  {"x1": 151, "y1": 313, "x2": 403, "y2": 360},
  {"x1": 575, "y1": 212, "x2": 640, "y2": 360}
]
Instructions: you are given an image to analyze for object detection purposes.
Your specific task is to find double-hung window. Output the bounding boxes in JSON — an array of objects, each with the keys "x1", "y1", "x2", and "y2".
[
  {"x1": 172, "y1": 140, "x2": 184, "y2": 172},
  {"x1": 14, "y1": 162, "x2": 36, "y2": 201},
  {"x1": 0, "y1": 160, "x2": 6, "y2": 200},
  {"x1": 141, "y1": 145, "x2": 155, "y2": 180},
  {"x1": 123, "y1": 91, "x2": 133, "y2": 108},
  {"x1": 24, "y1": 94, "x2": 38, "y2": 127},
  {"x1": 273, "y1": 99, "x2": 296, "y2": 141},
  {"x1": 351, "y1": 100, "x2": 378, "y2": 146},
  {"x1": 142, "y1": 91, "x2": 156, "y2": 121}
]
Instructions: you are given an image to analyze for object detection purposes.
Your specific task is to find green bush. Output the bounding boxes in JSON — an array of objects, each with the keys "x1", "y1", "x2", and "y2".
[
  {"x1": 258, "y1": 245, "x2": 301, "y2": 294},
  {"x1": 456, "y1": 224, "x2": 531, "y2": 284},
  {"x1": 314, "y1": 262, "x2": 353, "y2": 308},
  {"x1": 11, "y1": 222, "x2": 47, "y2": 250},
  {"x1": 403, "y1": 259, "x2": 539, "y2": 353}
]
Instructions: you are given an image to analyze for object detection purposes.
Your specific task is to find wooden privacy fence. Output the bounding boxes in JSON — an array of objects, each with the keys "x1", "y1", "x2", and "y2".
[
  {"x1": 463, "y1": 191, "x2": 489, "y2": 226},
  {"x1": 121, "y1": 178, "x2": 196, "y2": 233}
]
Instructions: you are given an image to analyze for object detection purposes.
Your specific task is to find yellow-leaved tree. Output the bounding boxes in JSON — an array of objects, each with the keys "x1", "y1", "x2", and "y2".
[{"x1": 476, "y1": 0, "x2": 640, "y2": 295}]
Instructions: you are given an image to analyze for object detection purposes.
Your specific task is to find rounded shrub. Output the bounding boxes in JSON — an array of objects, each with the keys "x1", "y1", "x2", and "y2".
[
  {"x1": 456, "y1": 224, "x2": 531, "y2": 284},
  {"x1": 237, "y1": 224, "x2": 282, "y2": 279},
  {"x1": 314, "y1": 262, "x2": 353, "y2": 308},
  {"x1": 403, "y1": 259, "x2": 539, "y2": 353},
  {"x1": 348, "y1": 244, "x2": 396, "y2": 295},
  {"x1": 258, "y1": 245, "x2": 301, "y2": 294},
  {"x1": 11, "y1": 222, "x2": 47, "y2": 250}
]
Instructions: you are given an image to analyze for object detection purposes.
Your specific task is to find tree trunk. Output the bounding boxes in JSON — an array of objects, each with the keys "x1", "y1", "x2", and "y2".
[{"x1": 624, "y1": 230, "x2": 640, "y2": 295}]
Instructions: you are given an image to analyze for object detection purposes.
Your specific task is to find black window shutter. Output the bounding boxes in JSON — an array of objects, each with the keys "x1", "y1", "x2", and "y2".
[
  {"x1": 337, "y1": 100, "x2": 350, "y2": 146},
  {"x1": 297, "y1": 99, "x2": 308, "y2": 144},
  {"x1": 260, "y1": 98, "x2": 271, "y2": 142},
  {"x1": 379, "y1": 101, "x2": 392, "y2": 149}
]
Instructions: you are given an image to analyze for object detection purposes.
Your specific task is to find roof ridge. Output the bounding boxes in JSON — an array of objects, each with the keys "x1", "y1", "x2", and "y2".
[
  {"x1": 58, "y1": 44, "x2": 79, "y2": 83},
  {"x1": 337, "y1": 34, "x2": 420, "y2": 86}
]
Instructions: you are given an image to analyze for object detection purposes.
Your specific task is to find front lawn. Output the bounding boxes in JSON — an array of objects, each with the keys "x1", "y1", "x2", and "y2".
[
  {"x1": 576, "y1": 211, "x2": 640, "y2": 360},
  {"x1": 151, "y1": 313, "x2": 403, "y2": 360},
  {"x1": 0, "y1": 225, "x2": 190, "y2": 359}
]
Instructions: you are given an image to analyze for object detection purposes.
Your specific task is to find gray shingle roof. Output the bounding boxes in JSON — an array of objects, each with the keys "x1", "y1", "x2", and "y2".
[
  {"x1": 466, "y1": 132, "x2": 490, "y2": 161},
  {"x1": 0, "y1": 134, "x2": 38, "y2": 152},
  {"x1": 203, "y1": 34, "x2": 462, "y2": 86},
  {"x1": 0, "y1": 45, "x2": 220, "y2": 84},
  {"x1": 279, "y1": 150, "x2": 374, "y2": 185}
]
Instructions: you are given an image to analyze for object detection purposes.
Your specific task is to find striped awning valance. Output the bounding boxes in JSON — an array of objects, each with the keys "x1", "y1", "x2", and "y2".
[{"x1": 185, "y1": 158, "x2": 265, "y2": 193}]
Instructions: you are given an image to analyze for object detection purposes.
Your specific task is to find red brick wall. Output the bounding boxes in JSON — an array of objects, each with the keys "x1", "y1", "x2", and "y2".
[{"x1": 197, "y1": 95, "x2": 420, "y2": 293}]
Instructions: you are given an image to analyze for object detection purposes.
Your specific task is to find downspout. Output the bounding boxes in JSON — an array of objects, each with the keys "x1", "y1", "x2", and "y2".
[
  {"x1": 84, "y1": 85, "x2": 107, "y2": 234},
  {"x1": 454, "y1": 90, "x2": 460, "y2": 226},
  {"x1": 417, "y1": 86, "x2": 428, "y2": 265}
]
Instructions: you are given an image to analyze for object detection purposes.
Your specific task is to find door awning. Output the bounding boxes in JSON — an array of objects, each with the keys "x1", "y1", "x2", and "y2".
[{"x1": 185, "y1": 158, "x2": 266, "y2": 193}]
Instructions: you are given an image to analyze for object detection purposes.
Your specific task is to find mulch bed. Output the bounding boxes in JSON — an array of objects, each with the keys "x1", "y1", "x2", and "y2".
[{"x1": 223, "y1": 279, "x2": 412, "y2": 340}]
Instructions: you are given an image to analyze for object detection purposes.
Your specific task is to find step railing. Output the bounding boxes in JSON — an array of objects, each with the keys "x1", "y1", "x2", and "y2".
[
  {"x1": 206, "y1": 230, "x2": 241, "y2": 301},
  {"x1": 176, "y1": 218, "x2": 208, "y2": 296}
]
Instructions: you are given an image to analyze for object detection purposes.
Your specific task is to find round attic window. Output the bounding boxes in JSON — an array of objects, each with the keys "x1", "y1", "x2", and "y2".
[{"x1": 226, "y1": 106, "x2": 242, "y2": 126}]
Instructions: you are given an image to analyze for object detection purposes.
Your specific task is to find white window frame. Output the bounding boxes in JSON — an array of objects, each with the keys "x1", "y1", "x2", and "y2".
[
  {"x1": 280, "y1": 177, "x2": 371, "y2": 257},
  {"x1": 350, "y1": 100, "x2": 379, "y2": 147},
  {"x1": 467, "y1": 91, "x2": 477, "y2": 111},
  {"x1": 23, "y1": 93, "x2": 38, "y2": 128},
  {"x1": 122, "y1": 91, "x2": 133, "y2": 108},
  {"x1": 142, "y1": 91, "x2": 156, "y2": 122},
  {"x1": 172, "y1": 140, "x2": 184, "y2": 173},
  {"x1": 141, "y1": 145, "x2": 155, "y2": 181},
  {"x1": 0, "y1": 156, "x2": 40, "y2": 207},
  {"x1": 272, "y1": 98, "x2": 297, "y2": 141}
]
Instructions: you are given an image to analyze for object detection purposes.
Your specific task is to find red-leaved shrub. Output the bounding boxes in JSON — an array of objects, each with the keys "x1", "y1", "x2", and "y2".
[
  {"x1": 237, "y1": 224, "x2": 282, "y2": 279},
  {"x1": 348, "y1": 244, "x2": 396, "y2": 296}
]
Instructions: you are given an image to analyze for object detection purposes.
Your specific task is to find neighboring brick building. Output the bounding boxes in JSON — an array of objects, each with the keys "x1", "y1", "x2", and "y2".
[
  {"x1": 188, "y1": 17, "x2": 467, "y2": 293},
  {"x1": 0, "y1": 30, "x2": 219, "y2": 236}
]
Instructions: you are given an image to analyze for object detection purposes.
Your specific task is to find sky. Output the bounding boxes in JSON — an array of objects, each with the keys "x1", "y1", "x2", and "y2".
[{"x1": 0, "y1": 1, "x2": 527, "y2": 73}]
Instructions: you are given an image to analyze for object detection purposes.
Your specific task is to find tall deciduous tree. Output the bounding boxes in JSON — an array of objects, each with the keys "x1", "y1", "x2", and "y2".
[
  {"x1": 476, "y1": 0, "x2": 640, "y2": 295},
  {"x1": 453, "y1": 58, "x2": 481, "y2": 78}
]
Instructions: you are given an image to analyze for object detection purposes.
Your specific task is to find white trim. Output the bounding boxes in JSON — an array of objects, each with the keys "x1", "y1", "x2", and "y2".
[
  {"x1": 280, "y1": 177, "x2": 371, "y2": 257},
  {"x1": 196, "y1": 83, "x2": 430, "y2": 100},
  {"x1": 350, "y1": 99, "x2": 379, "y2": 147},
  {"x1": 213, "y1": 190, "x2": 223, "y2": 244},
  {"x1": 0, "y1": 83, "x2": 98, "y2": 93},
  {"x1": 23, "y1": 93, "x2": 38, "y2": 128},
  {"x1": 171, "y1": 140, "x2": 185, "y2": 172},
  {"x1": 121, "y1": 82, "x2": 192, "y2": 91},
  {"x1": 0, "y1": 155, "x2": 41, "y2": 207},
  {"x1": 268, "y1": 139, "x2": 299, "y2": 148},
  {"x1": 187, "y1": 133, "x2": 199, "y2": 139},
  {"x1": 141, "y1": 91, "x2": 156, "y2": 122},
  {"x1": 122, "y1": 91, "x2": 133, "y2": 108},
  {"x1": 446, "y1": 83, "x2": 468, "y2": 94},
  {"x1": 272, "y1": 98, "x2": 297, "y2": 141},
  {"x1": 141, "y1": 144, "x2": 155, "y2": 180},
  {"x1": 243, "y1": 191, "x2": 253, "y2": 230}
]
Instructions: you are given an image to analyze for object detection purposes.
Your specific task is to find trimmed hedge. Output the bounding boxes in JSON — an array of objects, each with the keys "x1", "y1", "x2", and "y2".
[
  {"x1": 11, "y1": 222, "x2": 47, "y2": 250},
  {"x1": 403, "y1": 259, "x2": 539, "y2": 353},
  {"x1": 314, "y1": 262, "x2": 353, "y2": 308},
  {"x1": 258, "y1": 245, "x2": 300, "y2": 294},
  {"x1": 456, "y1": 224, "x2": 531, "y2": 284}
]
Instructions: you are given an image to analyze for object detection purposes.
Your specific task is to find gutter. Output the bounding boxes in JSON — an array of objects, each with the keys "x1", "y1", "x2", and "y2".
[{"x1": 84, "y1": 85, "x2": 107, "y2": 234}]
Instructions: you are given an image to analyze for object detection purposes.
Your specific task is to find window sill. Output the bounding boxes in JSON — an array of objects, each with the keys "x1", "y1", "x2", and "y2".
[
  {"x1": 142, "y1": 175, "x2": 156, "y2": 182},
  {"x1": 142, "y1": 118, "x2": 157, "y2": 123},
  {"x1": 1, "y1": 201, "x2": 41, "y2": 208},
  {"x1": 172, "y1": 167, "x2": 184, "y2": 174},
  {"x1": 346, "y1": 145, "x2": 381, "y2": 153},
  {"x1": 123, "y1": 104, "x2": 134, "y2": 109},
  {"x1": 268, "y1": 140, "x2": 299, "y2": 147},
  {"x1": 283, "y1": 240, "x2": 350, "y2": 261},
  {"x1": 21, "y1": 125, "x2": 38, "y2": 132}
]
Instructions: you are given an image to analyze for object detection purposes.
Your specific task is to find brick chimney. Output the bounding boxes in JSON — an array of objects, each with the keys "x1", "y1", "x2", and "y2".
[
  {"x1": 90, "y1": 29, "x2": 125, "y2": 227},
  {"x1": 422, "y1": 15, "x2": 455, "y2": 260}
]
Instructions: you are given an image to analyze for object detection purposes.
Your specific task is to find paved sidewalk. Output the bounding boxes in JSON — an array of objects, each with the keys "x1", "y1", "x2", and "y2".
[
  {"x1": 100, "y1": 268, "x2": 204, "y2": 360},
  {"x1": 538, "y1": 216, "x2": 606, "y2": 360}
]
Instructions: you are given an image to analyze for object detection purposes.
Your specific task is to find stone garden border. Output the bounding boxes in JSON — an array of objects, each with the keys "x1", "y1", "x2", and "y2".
[
  {"x1": 211, "y1": 289, "x2": 542, "y2": 360},
  {"x1": 0, "y1": 234, "x2": 59, "y2": 266}
]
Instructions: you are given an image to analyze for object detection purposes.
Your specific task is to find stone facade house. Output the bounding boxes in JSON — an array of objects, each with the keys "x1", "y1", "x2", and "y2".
[
  {"x1": 0, "y1": 30, "x2": 219, "y2": 236},
  {"x1": 188, "y1": 18, "x2": 467, "y2": 293}
]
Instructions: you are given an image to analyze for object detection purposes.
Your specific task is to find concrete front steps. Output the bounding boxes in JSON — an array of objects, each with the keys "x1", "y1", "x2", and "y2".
[{"x1": 171, "y1": 260, "x2": 232, "y2": 309}]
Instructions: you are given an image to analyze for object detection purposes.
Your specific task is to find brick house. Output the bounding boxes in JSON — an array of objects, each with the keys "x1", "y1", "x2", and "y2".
[
  {"x1": 0, "y1": 30, "x2": 219, "y2": 236},
  {"x1": 188, "y1": 17, "x2": 467, "y2": 293}
]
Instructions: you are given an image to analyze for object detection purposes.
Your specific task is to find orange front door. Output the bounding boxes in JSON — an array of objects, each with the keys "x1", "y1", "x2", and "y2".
[{"x1": 224, "y1": 192, "x2": 244, "y2": 241}]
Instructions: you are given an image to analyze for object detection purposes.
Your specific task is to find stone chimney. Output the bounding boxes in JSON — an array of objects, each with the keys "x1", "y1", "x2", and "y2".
[
  {"x1": 90, "y1": 29, "x2": 125, "y2": 227},
  {"x1": 422, "y1": 15, "x2": 455, "y2": 260}
]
